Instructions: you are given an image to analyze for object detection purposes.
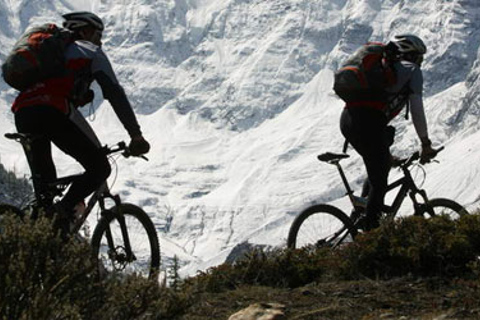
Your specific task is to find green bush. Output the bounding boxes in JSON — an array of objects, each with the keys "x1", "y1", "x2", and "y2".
[
  {"x1": 0, "y1": 211, "x2": 189, "y2": 320},
  {"x1": 188, "y1": 246, "x2": 336, "y2": 292},
  {"x1": 337, "y1": 214, "x2": 480, "y2": 279},
  {"x1": 187, "y1": 213, "x2": 480, "y2": 293}
]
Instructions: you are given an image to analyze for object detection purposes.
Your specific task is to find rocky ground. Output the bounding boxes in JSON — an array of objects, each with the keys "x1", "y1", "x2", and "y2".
[{"x1": 182, "y1": 277, "x2": 480, "y2": 320}]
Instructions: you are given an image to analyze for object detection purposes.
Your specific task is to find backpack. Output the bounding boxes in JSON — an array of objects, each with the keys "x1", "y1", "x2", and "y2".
[
  {"x1": 2, "y1": 23, "x2": 72, "y2": 91},
  {"x1": 333, "y1": 42, "x2": 397, "y2": 104}
]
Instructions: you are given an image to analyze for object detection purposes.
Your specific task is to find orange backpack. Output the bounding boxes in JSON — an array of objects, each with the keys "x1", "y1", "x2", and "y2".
[
  {"x1": 333, "y1": 42, "x2": 397, "y2": 104},
  {"x1": 2, "y1": 24, "x2": 72, "y2": 91}
]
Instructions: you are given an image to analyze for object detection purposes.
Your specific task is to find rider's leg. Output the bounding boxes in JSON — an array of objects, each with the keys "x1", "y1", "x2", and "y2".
[
  {"x1": 15, "y1": 105, "x2": 111, "y2": 215},
  {"x1": 360, "y1": 124, "x2": 396, "y2": 198},
  {"x1": 15, "y1": 106, "x2": 58, "y2": 208},
  {"x1": 362, "y1": 143, "x2": 390, "y2": 228},
  {"x1": 340, "y1": 107, "x2": 390, "y2": 230},
  {"x1": 50, "y1": 122, "x2": 111, "y2": 213}
]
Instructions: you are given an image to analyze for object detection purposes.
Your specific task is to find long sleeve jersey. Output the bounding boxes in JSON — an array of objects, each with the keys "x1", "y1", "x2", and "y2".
[
  {"x1": 12, "y1": 40, "x2": 141, "y2": 137},
  {"x1": 386, "y1": 60, "x2": 428, "y2": 140}
]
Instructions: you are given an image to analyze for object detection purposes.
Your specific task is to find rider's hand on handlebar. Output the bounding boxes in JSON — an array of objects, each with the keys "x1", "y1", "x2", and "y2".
[
  {"x1": 129, "y1": 135, "x2": 150, "y2": 156},
  {"x1": 420, "y1": 138, "x2": 438, "y2": 164},
  {"x1": 390, "y1": 154, "x2": 404, "y2": 168}
]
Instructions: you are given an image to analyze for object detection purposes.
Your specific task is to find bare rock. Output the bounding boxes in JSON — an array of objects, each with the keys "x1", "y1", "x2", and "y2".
[{"x1": 228, "y1": 303, "x2": 286, "y2": 320}]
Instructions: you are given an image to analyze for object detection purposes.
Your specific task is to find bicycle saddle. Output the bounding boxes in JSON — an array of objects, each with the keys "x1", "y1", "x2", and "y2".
[
  {"x1": 5, "y1": 133, "x2": 42, "y2": 144},
  {"x1": 317, "y1": 152, "x2": 349, "y2": 163}
]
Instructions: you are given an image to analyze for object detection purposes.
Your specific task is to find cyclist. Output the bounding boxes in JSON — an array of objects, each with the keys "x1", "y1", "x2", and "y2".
[
  {"x1": 11, "y1": 11, "x2": 150, "y2": 232},
  {"x1": 340, "y1": 34, "x2": 438, "y2": 231}
]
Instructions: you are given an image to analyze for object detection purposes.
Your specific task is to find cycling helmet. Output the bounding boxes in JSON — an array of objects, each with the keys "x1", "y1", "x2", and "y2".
[
  {"x1": 392, "y1": 34, "x2": 427, "y2": 54},
  {"x1": 62, "y1": 11, "x2": 104, "y2": 31}
]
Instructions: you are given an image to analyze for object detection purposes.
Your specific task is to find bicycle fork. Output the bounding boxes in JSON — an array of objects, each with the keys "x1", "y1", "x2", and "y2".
[
  {"x1": 409, "y1": 188, "x2": 433, "y2": 217},
  {"x1": 101, "y1": 194, "x2": 137, "y2": 268}
]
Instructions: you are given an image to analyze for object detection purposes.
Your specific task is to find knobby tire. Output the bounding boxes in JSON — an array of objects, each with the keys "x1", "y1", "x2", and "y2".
[
  {"x1": 421, "y1": 198, "x2": 468, "y2": 219},
  {"x1": 287, "y1": 204, "x2": 357, "y2": 249},
  {"x1": 91, "y1": 203, "x2": 160, "y2": 279}
]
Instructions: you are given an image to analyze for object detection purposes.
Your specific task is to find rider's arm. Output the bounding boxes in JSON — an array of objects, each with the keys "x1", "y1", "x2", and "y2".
[
  {"x1": 408, "y1": 67, "x2": 430, "y2": 145},
  {"x1": 91, "y1": 49, "x2": 142, "y2": 138}
]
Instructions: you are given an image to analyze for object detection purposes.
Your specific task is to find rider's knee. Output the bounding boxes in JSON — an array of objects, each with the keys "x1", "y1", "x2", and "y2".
[
  {"x1": 87, "y1": 154, "x2": 111, "y2": 180},
  {"x1": 98, "y1": 156, "x2": 112, "y2": 180}
]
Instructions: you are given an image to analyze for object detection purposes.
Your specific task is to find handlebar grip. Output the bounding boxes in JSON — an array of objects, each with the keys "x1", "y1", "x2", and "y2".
[
  {"x1": 102, "y1": 141, "x2": 148, "y2": 161},
  {"x1": 419, "y1": 145, "x2": 444, "y2": 165}
]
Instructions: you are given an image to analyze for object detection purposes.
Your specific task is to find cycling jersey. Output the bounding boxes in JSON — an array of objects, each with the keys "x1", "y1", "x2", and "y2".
[
  {"x1": 11, "y1": 40, "x2": 141, "y2": 137},
  {"x1": 386, "y1": 60, "x2": 428, "y2": 139}
]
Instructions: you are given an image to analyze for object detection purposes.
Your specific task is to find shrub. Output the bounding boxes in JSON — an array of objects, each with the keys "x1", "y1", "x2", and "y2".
[
  {"x1": 337, "y1": 214, "x2": 480, "y2": 279},
  {"x1": 186, "y1": 214, "x2": 480, "y2": 293},
  {"x1": 0, "y1": 211, "x2": 189, "y2": 320},
  {"x1": 3, "y1": 206, "x2": 480, "y2": 319},
  {"x1": 188, "y1": 246, "x2": 335, "y2": 292}
]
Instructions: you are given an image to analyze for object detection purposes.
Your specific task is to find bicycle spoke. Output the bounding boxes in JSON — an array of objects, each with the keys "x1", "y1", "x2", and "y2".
[
  {"x1": 300, "y1": 215, "x2": 350, "y2": 248},
  {"x1": 96, "y1": 214, "x2": 155, "y2": 277},
  {"x1": 288, "y1": 204, "x2": 356, "y2": 249}
]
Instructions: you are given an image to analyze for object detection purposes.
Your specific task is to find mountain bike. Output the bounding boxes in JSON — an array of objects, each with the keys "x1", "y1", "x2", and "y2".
[
  {"x1": 0, "y1": 133, "x2": 160, "y2": 279},
  {"x1": 287, "y1": 149, "x2": 469, "y2": 249}
]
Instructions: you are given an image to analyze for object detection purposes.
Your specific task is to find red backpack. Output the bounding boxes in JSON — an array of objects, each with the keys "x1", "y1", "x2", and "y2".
[
  {"x1": 333, "y1": 42, "x2": 397, "y2": 105},
  {"x1": 2, "y1": 24, "x2": 72, "y2": 91}
]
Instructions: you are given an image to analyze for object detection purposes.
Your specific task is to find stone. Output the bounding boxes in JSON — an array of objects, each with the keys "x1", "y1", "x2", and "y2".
[{"x1": 228, "y1": 303, "x2": 286, "y2": 320}]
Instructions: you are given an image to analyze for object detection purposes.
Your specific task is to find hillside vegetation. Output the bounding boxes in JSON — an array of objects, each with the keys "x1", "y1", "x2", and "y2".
[{"x1": 1, "y1": 205, "x2": 480, "y2": 319}]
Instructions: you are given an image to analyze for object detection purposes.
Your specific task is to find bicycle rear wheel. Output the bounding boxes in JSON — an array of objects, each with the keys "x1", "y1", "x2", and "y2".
[
  {"x1": 91, "y1": 203, "x2": 160, "y2": 279},
  {"x1": 419, "y1": 198, "x2": 468, "y2": 220},
  {"x1": 287, "y1": 204, "x2": 357, "y2": 249}
]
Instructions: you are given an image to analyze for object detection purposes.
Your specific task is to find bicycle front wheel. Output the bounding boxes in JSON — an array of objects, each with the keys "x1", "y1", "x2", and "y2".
[
  {"x1": 91, "y1": 203, "x2": 160, "y2": 279},
  {"x1": 287, "y1": 204, "x2": 357, "y2": 249},
  {"x1": 420, "y1": 198, "x2": 468, "y2": 220}
]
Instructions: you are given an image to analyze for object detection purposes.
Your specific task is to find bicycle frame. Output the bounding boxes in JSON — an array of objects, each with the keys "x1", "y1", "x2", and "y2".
[
  {"x1": 382, "y1": 166, "x2": 429, "y2": 217},
  {"x1": 5, "y1": 133, "x2": 136, "y2": 263},
  {"x1": 328, "y1": 158, "x2": 367, "y2": 211},
  {"x1": 326, "y1": 151, "x2": 430, "y2": 219}
]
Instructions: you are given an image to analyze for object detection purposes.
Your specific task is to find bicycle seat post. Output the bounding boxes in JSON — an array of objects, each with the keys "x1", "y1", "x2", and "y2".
[
  {"x1": 317, "y1": 152, "x2": 357, "y2": 205},
  {"x1": 334, "y1": 161, "x2": 356, "y2": 202}
]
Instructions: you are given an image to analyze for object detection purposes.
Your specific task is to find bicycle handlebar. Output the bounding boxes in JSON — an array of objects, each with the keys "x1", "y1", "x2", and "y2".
[
  {"x1": 396, "y1": 146, "x2": 445, "y2": 168},
  {"x1": 103, "y1": 141, "x2": 149, "y2": 161}
]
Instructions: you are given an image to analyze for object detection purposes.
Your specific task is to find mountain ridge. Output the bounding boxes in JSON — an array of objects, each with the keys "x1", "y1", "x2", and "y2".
[{"x1": 1, "y1": 0, "x2": 480, "y2": 276}]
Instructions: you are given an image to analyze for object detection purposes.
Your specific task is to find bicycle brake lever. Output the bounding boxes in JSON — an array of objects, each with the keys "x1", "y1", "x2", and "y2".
[{"x1": 123, "y1": 150, "x2": 148, "y2": 161}]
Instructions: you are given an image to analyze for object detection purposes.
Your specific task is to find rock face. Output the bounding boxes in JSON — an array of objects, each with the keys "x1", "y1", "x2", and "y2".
[{"x1": 228, "y1": 303, "x2": 286, "y2": 320}]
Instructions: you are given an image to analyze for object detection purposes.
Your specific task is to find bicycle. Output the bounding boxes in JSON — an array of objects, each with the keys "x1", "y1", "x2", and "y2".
[
  {"x1": 287, "y1": 149, "x2": 469, "y2": 249},
  {"x1": 0, "y1": 133, "x2": 160, "y2": 279}
]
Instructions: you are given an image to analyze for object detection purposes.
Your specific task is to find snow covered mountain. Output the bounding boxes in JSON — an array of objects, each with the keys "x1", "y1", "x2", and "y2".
[{"x1": 1, "y1": 0, "x2": 480, "y2": 276}]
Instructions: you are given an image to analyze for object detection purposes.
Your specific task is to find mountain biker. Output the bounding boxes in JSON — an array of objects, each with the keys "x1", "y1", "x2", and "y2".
[
  {"x1": 11, "y1": 11, "x2": 150, "y2": 232},
  {"x1": 339, "y1": 34, "x2": 437, "y2": 231}
]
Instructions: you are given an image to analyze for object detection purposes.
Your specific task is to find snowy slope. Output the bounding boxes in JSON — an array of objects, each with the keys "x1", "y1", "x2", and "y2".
[{"x1": 1, "y1": 0, "x2": 480, "y2": 276}]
